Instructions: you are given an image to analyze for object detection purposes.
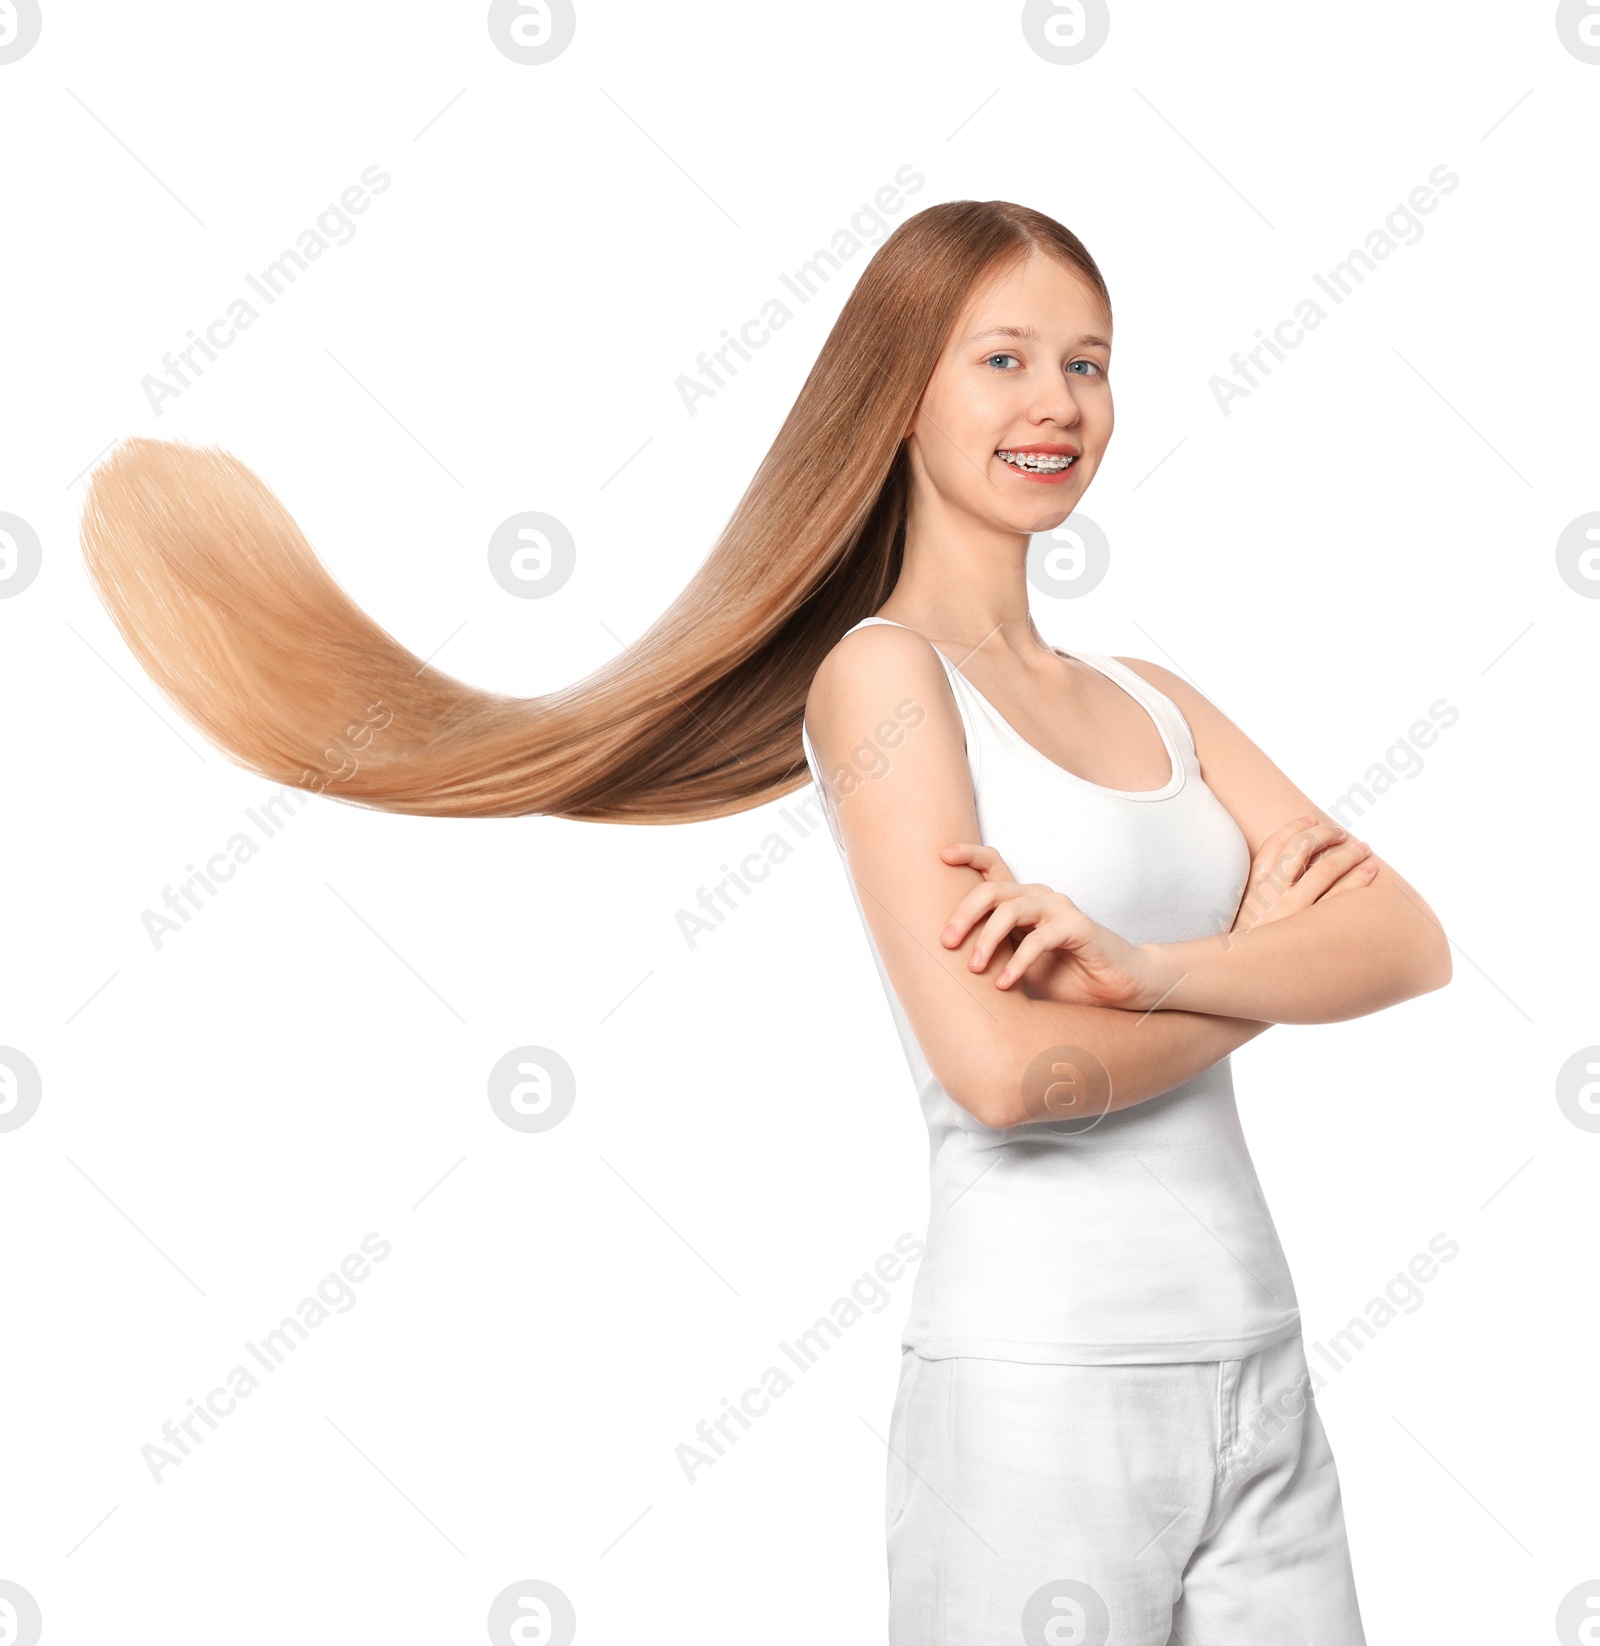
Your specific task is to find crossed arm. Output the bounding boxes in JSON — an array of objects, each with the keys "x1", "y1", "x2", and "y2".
[
  {"x1": 1114, "y1": 656, "x2": 1450, "y2": 1022},
  {"x1": 804, "y1": 626, "x2": 1452, "y2": 1130}
]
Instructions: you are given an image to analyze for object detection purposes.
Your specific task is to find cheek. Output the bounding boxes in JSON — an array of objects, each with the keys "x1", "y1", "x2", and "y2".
[
  {"x1": 923, "y1": 437, "x2": 992, "y2": 504},
  {"x1": 956, "y1": 372, "x2": 1014, "y2": 430},
  {"x1": 1090, "y1": 386, "x2": 1114, "y2": 438},
  {"x1": 917, "y1": 383, "x2": 996, "y2": 473}
]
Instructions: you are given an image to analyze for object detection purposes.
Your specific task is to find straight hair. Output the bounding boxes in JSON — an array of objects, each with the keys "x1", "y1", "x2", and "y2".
[{"x1": 78, "y1": 200, "x2": 1110, "y2": 824}]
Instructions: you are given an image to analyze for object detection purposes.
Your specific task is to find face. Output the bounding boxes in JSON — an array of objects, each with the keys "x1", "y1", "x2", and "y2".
[{"x1": 904, "y1": 249, "x2": 1113, "y2": 535}]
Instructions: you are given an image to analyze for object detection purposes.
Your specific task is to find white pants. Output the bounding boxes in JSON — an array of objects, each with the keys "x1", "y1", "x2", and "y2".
[{"x1": 884, "y1": 1332, "x2": 1366, "y2": 1644}]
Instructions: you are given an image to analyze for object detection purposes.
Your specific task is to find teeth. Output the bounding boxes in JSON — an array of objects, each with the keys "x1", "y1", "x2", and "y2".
[{"x1": 998, "y1": 449, "x2": 1077, "y2": 472}]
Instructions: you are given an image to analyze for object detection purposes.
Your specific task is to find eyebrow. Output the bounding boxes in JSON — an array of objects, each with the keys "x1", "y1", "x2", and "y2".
[{"x1": 968, "y1": 325, "x2": 1111, "y2": 349}]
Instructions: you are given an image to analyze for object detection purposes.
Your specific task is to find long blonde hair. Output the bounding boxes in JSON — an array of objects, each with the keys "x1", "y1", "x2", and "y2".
[{"x1": 78, "y1": 200, "x2": 1110, "y2": 824}]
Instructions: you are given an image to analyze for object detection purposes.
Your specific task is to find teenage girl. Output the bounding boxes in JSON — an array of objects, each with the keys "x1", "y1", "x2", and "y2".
[{"x1": 79, "y1": 200, "x2": 1450, "y2": 1643}]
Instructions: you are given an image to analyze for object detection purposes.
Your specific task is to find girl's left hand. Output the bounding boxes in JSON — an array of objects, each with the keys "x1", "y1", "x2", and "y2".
[{"x1": 939, "y1": 842, "x2": 1158, "y2": 1010}]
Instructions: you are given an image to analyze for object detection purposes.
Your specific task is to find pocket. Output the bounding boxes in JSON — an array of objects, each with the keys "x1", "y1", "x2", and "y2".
[
  {"x1": 884, "y1": 1350, "x2": 923, "y2": 1539},
  {"x1": 1276, "y1": 1330, "x2": 1317, "y2": 1411}
]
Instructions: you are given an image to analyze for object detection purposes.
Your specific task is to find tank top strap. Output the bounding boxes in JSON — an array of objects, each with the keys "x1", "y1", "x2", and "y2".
[
  {"x1": 801, "y1": 616, "x2": 981, "y2": 846},
  {"x1": 1070, "y1": 650, "x2": 1199, "y2": 763},
  {"x1": 841, "y1": 615, "x2": 987, "y2": 782},
  {"x1": 846, "y1": 616, "x2": 1201, "y2": 776},
  {"x1": 849, "y1": 618, "x2": 1198, "y2": 767},
  {"x1": 841, "y1": 615, "x2": 978, "y2": 697}
]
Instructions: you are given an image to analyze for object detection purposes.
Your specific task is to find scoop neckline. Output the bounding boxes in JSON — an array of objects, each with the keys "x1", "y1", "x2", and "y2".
[{"x1": 855, "y1": 615, "x2": 1186, "y2": 802}]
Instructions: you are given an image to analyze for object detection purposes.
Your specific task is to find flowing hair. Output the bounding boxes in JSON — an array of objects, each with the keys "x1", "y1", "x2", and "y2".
[{"x1": 78, "y1": 200, "x2": 1110, "y2": 824}]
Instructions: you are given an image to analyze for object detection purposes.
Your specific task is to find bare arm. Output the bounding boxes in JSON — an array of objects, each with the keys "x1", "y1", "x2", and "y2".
[
  {"x1": 1136, "y1": 887, "x2": 1447, "y2": 1024},
  {"x1": 1117, "y1": 658, "x2": 1453, "y2": 1024},
  {"x1": 805, "y1": 625, "x2": 1271, "y2": 1130}
]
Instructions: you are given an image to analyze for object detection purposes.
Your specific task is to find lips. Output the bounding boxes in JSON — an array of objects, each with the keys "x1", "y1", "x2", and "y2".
[{"x1": 996, "y1": 445, "x2": 1080, "y2": 480}]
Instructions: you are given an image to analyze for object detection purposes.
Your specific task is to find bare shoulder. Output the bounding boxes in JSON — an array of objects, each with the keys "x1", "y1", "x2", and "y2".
[
  {"x1": 805, "y1": 620, "x2": 971, "y2": 814},
  {"x1": 1109, "y1": 654, "x2": 1226, "y2": 739},
  {"x1": 805, "y1": 619, "x2": 953, "y2": 744},
  {"x1": 1109, "y1": 655, "x2": 1202, "y2": 709},
  {"x1": 1110, "y1": 653, "x2": 1321, "y2": 845}
]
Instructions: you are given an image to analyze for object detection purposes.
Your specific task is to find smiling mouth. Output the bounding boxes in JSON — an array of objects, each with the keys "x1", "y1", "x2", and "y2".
[{"x1": 996, "y1": 448, "x2": 1078, "y2": 474}]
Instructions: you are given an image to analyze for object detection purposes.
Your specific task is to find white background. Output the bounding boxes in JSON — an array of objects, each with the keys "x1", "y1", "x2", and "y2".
[{"x1": 2, "y1": 2, "x2": 1596, "y2": 1641}]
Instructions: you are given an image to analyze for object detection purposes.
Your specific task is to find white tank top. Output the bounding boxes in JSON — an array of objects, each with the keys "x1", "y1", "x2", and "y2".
[{"x1": 800, "y1": 615, "x2": 1302, "y2": 1364}]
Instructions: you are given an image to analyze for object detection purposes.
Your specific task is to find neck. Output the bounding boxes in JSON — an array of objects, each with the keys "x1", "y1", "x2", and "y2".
[{"x1": 879, "y1": 492, "x2": 1047, "y2": 658}]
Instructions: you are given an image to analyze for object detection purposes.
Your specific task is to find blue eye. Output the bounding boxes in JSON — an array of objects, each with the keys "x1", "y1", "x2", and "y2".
[
  {"x1": 1068, "y1": 360, "x2": 1104, "y2": 377},
  {"x1": 985, "y1": 352, "x2": 1021, "y2": 370}
]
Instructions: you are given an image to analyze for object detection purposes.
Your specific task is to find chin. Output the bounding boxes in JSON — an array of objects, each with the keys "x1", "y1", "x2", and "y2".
[{"x1": 1006, "y1": 502, "x2": 1078, "y2": 536}]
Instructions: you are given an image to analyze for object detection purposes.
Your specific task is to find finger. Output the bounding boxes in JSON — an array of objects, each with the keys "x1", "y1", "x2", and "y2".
[
  {"x1": 998, "y1": 903, "x2": 1095, "y2": 984},
  {"x1": 1303, "y1": 826, "x2": 1362, "y2": 865},
  {"x1": 940, "y1": 841, "x2": 994, "y2": 868},
  {"x1": 1258, "y1": 815, "x2": 1330, "y2": 861},
  {"x1": 970, "y1": 899, "x2": 1040, "y2": 970},
  {"x1": 1238, "y1": 821, "x2": 1348, "y2": 927},
  {"x1": 1319, "y1": 852, "x2": 1381, "y2": 899},
  {"x1": 940, "y1": 880, "x2": 1022, "y2": 946},
  {"x1": 1263, "y1": 821, "x2": 1353, "y2": 892},
  {"x1": 1260, "y1": 814, "x2": 1320, "y2": 854},
  {"x1": 1279, "y1": 838, "x2": 1375, "y2": 909},
  {"x1": 1273, "y1": 814, "x2": 1349, "y2": 846},
  {"x1": 940, "y1": 885, "x2": 998, "y2": 947},
  {"x1": 1246, "y1": 822, "x2": 1319, "y2": 909},
  {"x1": 941, "y1": 840, "x2": 1018, "y2": 884},
  {"x1": 996, "y1": 927, "x2": 1056, "y2": 988},
  {"x1": 1286, "y1": 822, "x2": 1351, "y2": 868},
  {"x1": 1302, "y1": 836, "x2": 1372, "y2": 887},
  {"x1": 1322, "y1": 862, "x2": 1380, "y2": 898},
  {"x1": 941, "y1": 841, "x2": 1003, "y2": 877}
]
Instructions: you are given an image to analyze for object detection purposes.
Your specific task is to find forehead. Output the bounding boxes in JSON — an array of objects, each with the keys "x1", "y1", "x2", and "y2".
[{"x1": 955, "y1": 250, "x2": 1110, "y2": 340}]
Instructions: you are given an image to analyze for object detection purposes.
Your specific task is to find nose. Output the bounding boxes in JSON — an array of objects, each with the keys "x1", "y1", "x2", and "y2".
[{"x1": 1027, "y1": 374, "x2": 1086, "y2": 429}]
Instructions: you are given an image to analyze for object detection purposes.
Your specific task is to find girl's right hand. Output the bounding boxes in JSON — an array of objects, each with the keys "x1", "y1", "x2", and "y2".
[{"x1": 1231, "y1": 816, "x2": 1376, "y2": 936}]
